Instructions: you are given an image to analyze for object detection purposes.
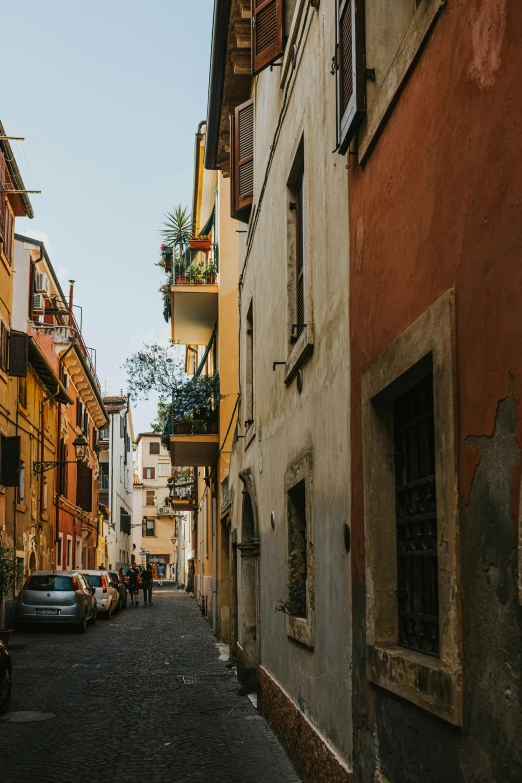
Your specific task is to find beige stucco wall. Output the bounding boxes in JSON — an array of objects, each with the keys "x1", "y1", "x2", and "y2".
[{"x1": 226, "y1": 1, "x2": 352, "y2": 766}]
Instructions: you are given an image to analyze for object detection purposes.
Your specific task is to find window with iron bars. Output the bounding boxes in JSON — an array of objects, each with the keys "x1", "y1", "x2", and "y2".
[
  {"x1": 295, "y1": 173, "x2": 305, "y2": 339},
  {"x1": 394, "y1": 374, "x2": 439, "y2": 657}
]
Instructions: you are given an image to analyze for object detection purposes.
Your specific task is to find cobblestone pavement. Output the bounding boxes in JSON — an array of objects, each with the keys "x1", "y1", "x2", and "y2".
[{"x1": 1, "y1": 587, "x2": 300, "y2": 783}]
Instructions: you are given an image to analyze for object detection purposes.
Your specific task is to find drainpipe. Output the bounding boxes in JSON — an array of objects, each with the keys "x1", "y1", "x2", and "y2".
[
  {"x1": 212, "y1": 485, "x2": 218, "y2": 636},
  {"x1": 68, "y1": 281, "x2": 75, "y2": 327}
]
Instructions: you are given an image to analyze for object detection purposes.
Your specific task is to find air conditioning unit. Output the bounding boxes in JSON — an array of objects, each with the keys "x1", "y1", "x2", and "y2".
[
  {"x1": 158, "y1": 506, "x2": 173, "y2": 515},
  {"x1": 34, "y1": 272, "x2": 49, "y2": 294},
  {"x1": 33, "y1": 294, "x2": 45, "y2": 314}
]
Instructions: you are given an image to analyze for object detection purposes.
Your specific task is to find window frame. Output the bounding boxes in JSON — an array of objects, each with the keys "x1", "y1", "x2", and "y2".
[
  {"x1": 358, "y1": 0, "x2": 445, "y2": 162},
  {"x1": 66, "y1": 535, "x2": 72, "y2": 570},
  {"x1": 284, "y1": 452, "x2": 315, "y2": 648},
  {"x1": 284, "y1": 130, "x2": 314, "y2": 385},
  {"x1": 362, "y1": 289, "x2": 462, "y2": 725},
  {"x1": 149, "y1": 442, "x2": 160, "y2": 454}
]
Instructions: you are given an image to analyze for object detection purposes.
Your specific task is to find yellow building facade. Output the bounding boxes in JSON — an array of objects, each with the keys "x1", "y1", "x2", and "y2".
[{"x1": 166, "y1": 125, "x2": 239, "y2": 639}]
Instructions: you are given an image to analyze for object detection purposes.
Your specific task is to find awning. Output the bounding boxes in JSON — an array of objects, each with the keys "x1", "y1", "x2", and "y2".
[
  {"x1": 194, "y1": 326, "x2": 216, "y2": 378},
  {"x1": 28, "y1": 338, "x2": 72, "y2": 404}
]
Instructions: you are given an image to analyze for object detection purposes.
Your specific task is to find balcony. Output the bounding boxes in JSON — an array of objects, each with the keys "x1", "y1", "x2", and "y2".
[
  {"x1": 162, "y1": 374, "x2": 220, "y2": 467},
  {"x1": 168, "y1": 255, "x2": 219, "y2": 346},
  {"x1": 168, "y1": 426, "x2": 219, "y2": 468},
  {"x1": 167, "y1": 469, "x2": 198, "y2": 510}
]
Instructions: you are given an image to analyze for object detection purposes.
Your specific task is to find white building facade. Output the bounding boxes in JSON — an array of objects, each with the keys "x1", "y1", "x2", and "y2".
[
  {"x1": 99, "y1": 396, "x2": 134, "y2": 570},
  {"x1": 133, "y1": 432, "x2": 190, "y2": 582}
]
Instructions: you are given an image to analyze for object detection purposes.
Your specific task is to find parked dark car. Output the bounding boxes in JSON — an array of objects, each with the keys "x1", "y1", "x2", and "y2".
[
  {"x1": 109, "y1": 571, "x2": 127, "y2": 611},
  {"x1": 0, "y1": 641, "x2": 11, "y2": 714},
  {"x1": 15, "y1": 571, "x2": 97, "y2": 633}
]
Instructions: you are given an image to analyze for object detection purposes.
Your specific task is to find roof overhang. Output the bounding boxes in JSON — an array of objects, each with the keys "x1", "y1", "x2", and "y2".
[
  {"x1": 0, "y1": 120, "x2": 34, "y2": 218},
  {"x1": 205, "y1": 0, "x2": 252, "y2": 172},
  {"x1": 28, "y1": 338, "x2": 72, "y2": 404},
  {"x1": 61, "y1": 344, "x2": 109, "y2": 429}
]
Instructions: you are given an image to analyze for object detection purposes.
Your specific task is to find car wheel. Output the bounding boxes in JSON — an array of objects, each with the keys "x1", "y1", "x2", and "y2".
[
  {"x1": 74, "y1": 614, "x2": 87, "y2": 634},
  {"x1": 0, "y1": 662, "x2": 12, "y2": 715}
]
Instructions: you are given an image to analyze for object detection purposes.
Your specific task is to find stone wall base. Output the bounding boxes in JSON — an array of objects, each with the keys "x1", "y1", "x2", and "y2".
[{"x1": 258, "y1": 665, "x2": 352, "y2": 783}]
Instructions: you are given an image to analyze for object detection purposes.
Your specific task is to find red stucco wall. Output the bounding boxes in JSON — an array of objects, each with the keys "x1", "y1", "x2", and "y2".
[
  {"x1": 350, "y1": 0, "x2": 522, "y2": 551},
  {"x1": 349, "y1": 1, "x2": 522, "y2": 778}
]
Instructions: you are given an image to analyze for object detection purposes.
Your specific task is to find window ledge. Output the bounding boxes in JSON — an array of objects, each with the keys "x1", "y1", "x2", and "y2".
[
  {"x1": 244, "y1": 422, "x2": 256, "y2": 450},
  {"x1": 367, "y1": 643, "x2": 462, "y2": 726},
  {"x1": 280, "y1": 0, "x2": 308, "y2": 89},
  {"x1": 358, "y1": 0, "x2": 445, "y2": 163},
  {"x1": 284, "y1": 322, "x2": 314, "y2": 384},
  {"x1": 286, "y1": 614, "x2": 314, "y2": 649}
]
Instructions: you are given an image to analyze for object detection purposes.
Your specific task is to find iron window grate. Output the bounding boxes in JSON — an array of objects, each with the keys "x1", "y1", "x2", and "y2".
[{"x1": 394, "y1": 374, "x2": 439, "y2": 657}]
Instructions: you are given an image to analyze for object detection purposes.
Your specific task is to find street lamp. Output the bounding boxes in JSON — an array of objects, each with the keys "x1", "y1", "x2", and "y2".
[{"x1": 33, "y1": 434, "x2": 89, "y2": 474}]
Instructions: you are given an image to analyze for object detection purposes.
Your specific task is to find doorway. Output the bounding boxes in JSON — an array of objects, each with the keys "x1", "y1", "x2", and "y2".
[{"x1": 238, "y1": 472, "x2": 260, "y2": 692}]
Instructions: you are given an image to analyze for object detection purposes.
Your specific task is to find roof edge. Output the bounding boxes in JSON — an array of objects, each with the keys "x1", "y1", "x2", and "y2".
[{"x1": 204, "y1": 0, "x2": 232, "y2": 171}]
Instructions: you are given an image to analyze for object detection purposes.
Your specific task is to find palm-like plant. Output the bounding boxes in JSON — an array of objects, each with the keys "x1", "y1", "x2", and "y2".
[{"x1": 161, "y1": 205, "x2": 192, "y2": 268}]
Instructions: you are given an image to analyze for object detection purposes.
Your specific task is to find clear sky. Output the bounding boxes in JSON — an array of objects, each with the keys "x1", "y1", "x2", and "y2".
[{"x1": 3, "y1": 0, "x2": 214, "y2": 434}]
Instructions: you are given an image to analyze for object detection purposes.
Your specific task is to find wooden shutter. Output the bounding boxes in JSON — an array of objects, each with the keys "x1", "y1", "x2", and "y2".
[
  {"x1": 8, "y1": 331, "x2": 28, "y2": 377},
  {"x1": 0, "y1": 322, "x2": 7, "y2": 372},
  {"x1": 76, "y1": 399, "x2": 83, "y2": 428},
  {"x1": 234, "y1": 100, "x2": 254, "y2": 218},
  {"x1": 252, "y1": 0, "x2": 283, "y2": 74},
  {"x1": 1, "y1": 436, "x2": 21, "y2": 487},
  {"x1": 4, "y1": 206, "x2": 14, "y2": 265},
  {"x1": 336, "y1": 0, "x2": 365, "y2": 154},
  {"x1": 76, "y1": 462, "x2": 92, "y2": 511},
  {"x1": 150, "y1": 442, "x2": 160, "y2": 454}
]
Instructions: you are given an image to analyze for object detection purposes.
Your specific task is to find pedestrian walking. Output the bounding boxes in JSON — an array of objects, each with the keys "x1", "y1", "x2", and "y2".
[
  {"x1": 141, "y1": 563, "x2": 153, "y2": 606},
  {"x1": 127, "y1": 565, "x2": 140, "y2": 606},
  {"x1": 157, "y1": 563, "x2": 165, "y2": 586}
]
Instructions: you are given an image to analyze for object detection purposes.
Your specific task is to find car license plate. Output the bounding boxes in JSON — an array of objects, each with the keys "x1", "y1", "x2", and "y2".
[{"x1": 35, "y1": 609, "x2": 60, "y2": 615}]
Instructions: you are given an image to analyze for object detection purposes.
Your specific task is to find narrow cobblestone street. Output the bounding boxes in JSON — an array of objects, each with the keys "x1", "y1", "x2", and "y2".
[{"x1": 1, "y1": 588, "x2": 300, "y2": 783}]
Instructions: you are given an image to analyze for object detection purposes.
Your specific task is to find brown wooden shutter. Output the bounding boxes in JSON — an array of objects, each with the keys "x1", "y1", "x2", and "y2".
[
  {"x1": 252, "y1": 0, "x2": 283, "y2": 75},
  {"x1": 336, "y1": 0, "x2": 365, "y2": 154},
  {"x1": 0, "y1": 322, "x2": 7, "y2": 372},
  {"x1": 8, "y1": 331, "x2": 28, "y2": 377},
  {"x1": 4, "y1": 206, "x2": 13, "y2": 264},
  {"x1": 76, "y1": 462, "x2": 92, "y2": 511},
  {"x1": 1, "y1": 436, "x2": 21, "y2": 487},
  {"x1": 234, "y1": 100, "x2": 254, "y2": 217}
]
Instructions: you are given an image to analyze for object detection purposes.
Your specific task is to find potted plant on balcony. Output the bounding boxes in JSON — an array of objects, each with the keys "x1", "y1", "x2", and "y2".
[
  {"x1": 189, "y1": 234, "x2": 212, "y2": 252},
  {"x1": 174, "y1": 257, "x2": 189, "y2": 284},
  {"x1": 205, "y1": 262, "x2": 218, "y2": 284},
  {"x1": 187, "y1": 261, "x2": 205, "y2": 285},
  {"x1": 160, "y1": 244, "x2": 174, "y2": 273}
]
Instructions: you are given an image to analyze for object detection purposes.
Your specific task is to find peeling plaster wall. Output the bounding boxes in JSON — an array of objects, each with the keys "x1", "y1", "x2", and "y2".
[{"x1": 349, "y1": 0, "x2": 522, "y2": 780}]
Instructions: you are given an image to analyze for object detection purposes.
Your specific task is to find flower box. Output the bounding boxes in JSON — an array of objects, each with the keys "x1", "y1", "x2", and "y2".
[{"x1": 189, "y1": 235, "x2": 212, "y2": 252}]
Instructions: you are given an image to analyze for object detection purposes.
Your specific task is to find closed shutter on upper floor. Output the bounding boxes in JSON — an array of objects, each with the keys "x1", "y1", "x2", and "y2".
[
  {"x1": 252, "y1": 0, "x2": 284, "y2": 74},
  {"x1": 336, "y1": 0, "x2": 365, "y2": 154},
  {"x1": 8, "y1": 331, "x2": 28, "y2": 378},
  {"x1": 231, "y1": 99, "x2": 255, "y2": 221}
]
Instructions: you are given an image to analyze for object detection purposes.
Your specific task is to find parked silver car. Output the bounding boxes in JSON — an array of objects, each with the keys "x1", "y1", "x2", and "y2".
[
  {"x1": 15, "y1": 571, "x2": 97, "y2": 633},
  {"x1": 79, "y1": 570, "x2": 119, "y2": 619}
]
